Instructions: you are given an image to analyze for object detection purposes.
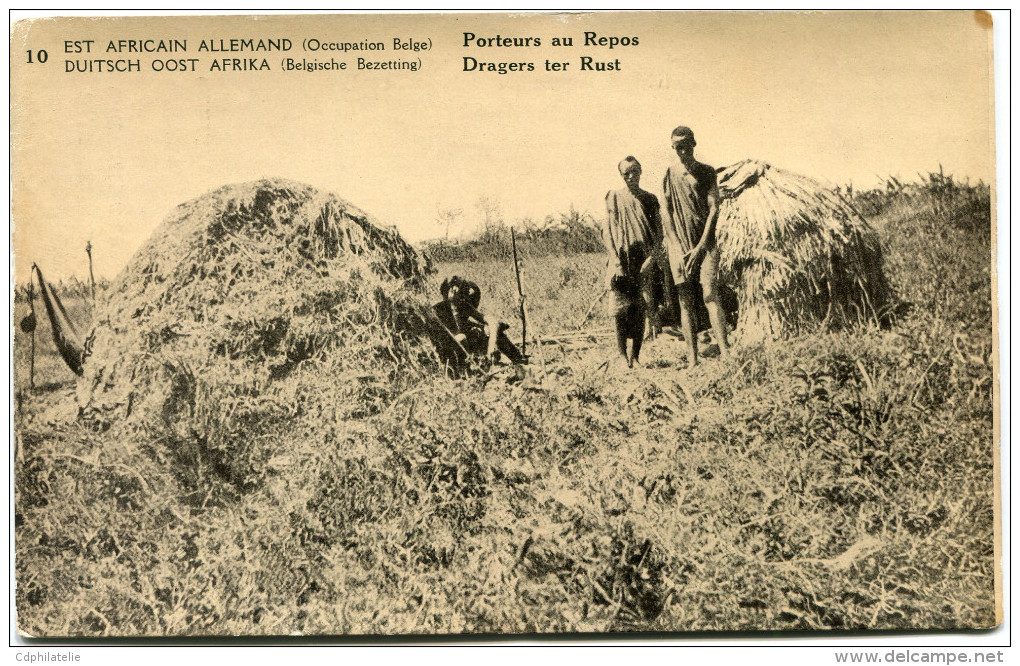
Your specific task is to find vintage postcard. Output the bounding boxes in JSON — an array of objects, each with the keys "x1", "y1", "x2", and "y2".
[{"x1": 10, "y1": 11, "x2": 1000, "y2": 638}]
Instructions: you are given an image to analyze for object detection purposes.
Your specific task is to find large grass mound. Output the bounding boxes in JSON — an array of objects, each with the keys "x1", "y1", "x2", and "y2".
[
  {"x1": 77, "y1": 179, "x2": 434, "y2": 492},
  {"x1": 717, "y1": 160, "x2": 895, "y2": 343}
]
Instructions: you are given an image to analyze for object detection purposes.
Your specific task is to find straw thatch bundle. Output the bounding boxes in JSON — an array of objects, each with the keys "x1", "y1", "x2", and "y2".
[
  {"x1": 716, "y1": 160, "x2": 894, "y2": 343},
  {"x1": 77, "y1": 179, "x2": 435, "y2": 486}
]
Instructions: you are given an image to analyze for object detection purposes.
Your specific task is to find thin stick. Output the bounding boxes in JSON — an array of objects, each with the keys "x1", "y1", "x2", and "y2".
[
  {"x1": 532, "y1": 332, "x2": 548, "y2": 387},
  {"x1": 27, "y1": 276, "x2": 35, "y2": 390},
  {"x1": 510, "y1": 227, "x2": 527, "y2": 357},
  {"x1": 85, "y1": 240, "x2": 96, "y2": 305},
  {"x1": 575, "y1": 288, "x2": 608, "y2": 329},
  {"x1": 539, "y1": 326, "x2": 614, "y2": 342}
]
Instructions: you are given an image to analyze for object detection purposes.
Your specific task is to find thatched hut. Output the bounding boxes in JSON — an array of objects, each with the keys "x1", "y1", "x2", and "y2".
[
  {"x1": 716, "y1": 160, "x2": 894, "y2": 343},
  {"x1": 77, "y1": 179, "x2": 435, "y2": 486}
]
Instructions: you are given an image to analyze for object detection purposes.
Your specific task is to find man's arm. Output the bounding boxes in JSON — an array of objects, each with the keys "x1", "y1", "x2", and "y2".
[
  {"x1": 685, "y1": 168, "x2": 720, "y2": 273},
  {"x1": 604, "y1": 192, "x2": 624, "y2": 284},
  {"x1": 640, "y1": 196, "x2": 665, "y2": 274},
  {"x1": 649, "y1": 196, "x2": 665, "y2": 246},
  {"x1": 699, "y1": 172, "x2": 720, "y2": 248},
  {"x1": 660, "y1": 171, "x2": 679, "y2": 245}
]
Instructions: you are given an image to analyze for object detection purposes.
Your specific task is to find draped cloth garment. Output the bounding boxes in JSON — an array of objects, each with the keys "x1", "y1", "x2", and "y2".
[
  {"x1": 33, "y1": 265, "x2": 85, "y2": 376},
  {"x1": 662, "y1": 161, "x2": 717, "y2": 283},
  {"x1": 604, "y1": 187, "x2": 661, "y2": 279}
]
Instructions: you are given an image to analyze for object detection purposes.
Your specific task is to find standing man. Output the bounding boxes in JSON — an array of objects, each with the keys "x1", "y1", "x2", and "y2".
[
  {"x1": 603, "y1": 156, "x2": 670, "y2": 368},
  {"x1": 661, "y1": 126, "x2": 729, "y2": 366}
]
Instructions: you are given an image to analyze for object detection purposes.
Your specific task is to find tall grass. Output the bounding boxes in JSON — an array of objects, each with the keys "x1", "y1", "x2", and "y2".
[
  {"x1": 14, "y1": 275, "x2": 109, "y2": 303},
  {"x1": 422, "y1": 207, "x2": 604, "y2": 264}
]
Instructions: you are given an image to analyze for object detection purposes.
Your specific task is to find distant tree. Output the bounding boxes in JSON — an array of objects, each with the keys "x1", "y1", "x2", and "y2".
[
  {"x1": 437, "y1": 207, "x2": 463, "y2": 241},
  {"x1": 475, "y1": 196, "x2": 504, "y2": 236}
]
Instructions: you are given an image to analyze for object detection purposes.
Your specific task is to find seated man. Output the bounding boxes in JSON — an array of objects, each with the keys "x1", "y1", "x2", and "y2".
[
  {"x1": 432, "y1": 275, "x2": 523, "y2": 371},
  {"x1": 603, "y1": 156, "x2": 671, "y2": 368},
  {"x1": 661, "y1": 126, "x2": 730, "y2": 366}
]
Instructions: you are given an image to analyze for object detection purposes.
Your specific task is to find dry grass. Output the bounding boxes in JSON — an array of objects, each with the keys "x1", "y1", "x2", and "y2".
[
  {"x1": 77, "y1": 179, "x2": 439, "y2": 495},
  {"x1": 431, "y1": 253, "x2": 606, "y2": 341},
  {"x1": 13, "y1": 175, "x2": 996, "y2": 636},
  {"x1": 717, "y1": 160, "x2": 895, "y2": 343}
]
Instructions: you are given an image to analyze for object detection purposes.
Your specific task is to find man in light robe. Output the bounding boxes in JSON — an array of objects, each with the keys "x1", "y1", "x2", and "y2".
[
  {"x1": 661, "y1": 126, "x2": 730, "y2": 366},
  {"x1": 603, "y1": 156, "x2": 670, "y2": 367}
]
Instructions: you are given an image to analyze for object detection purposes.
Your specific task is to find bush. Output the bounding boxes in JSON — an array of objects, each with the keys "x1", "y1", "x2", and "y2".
[{"x1": 422, "y1": 207, "x2": 604, "y2": 263}]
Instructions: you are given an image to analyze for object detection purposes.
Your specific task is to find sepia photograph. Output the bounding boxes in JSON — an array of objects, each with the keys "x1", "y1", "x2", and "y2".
[{"x1": 9, "y1": 10, "x2": 1002, "y2": 640}]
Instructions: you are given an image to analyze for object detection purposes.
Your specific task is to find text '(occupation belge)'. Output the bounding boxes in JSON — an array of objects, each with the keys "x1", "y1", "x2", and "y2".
[{"x1": 55, "y1": 37, "x2": 430, "y2": 74}]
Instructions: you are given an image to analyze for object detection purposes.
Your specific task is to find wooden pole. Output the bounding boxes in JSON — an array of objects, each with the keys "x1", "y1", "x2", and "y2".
[
  {"x1": 85, "y1": 240, "x2": 96, "y2": 305},
  {"x1": 576, "y1": 288, "x2": 608, "y2": 330},
  {"x1": 510, "y1": 227, "x2": 527, "y2": 358},
  {"x1": 28, "y1": 270, "x2": 36, "y2": 390}
]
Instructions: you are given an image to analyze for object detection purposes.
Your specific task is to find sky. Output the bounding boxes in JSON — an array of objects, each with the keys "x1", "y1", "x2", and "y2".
[{"x1": 10, "y1": 10, "x2": 996, "y2": 283}]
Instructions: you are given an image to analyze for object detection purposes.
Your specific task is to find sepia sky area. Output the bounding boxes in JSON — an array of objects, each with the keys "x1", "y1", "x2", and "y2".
[{"x1": 11, "y1": 11, "x2": 995, "y2": 282}]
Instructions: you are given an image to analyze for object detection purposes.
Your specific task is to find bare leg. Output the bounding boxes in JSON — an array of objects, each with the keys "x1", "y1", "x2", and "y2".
[
  {"x1": 642, "y1": 288, "x2": 659, "y2": 341},
  {"x1": 495, "y1": 325, "x2": 525, "y2": 364},
  {"x1": 659, "y1": 253, "x2": 676, "y2": 326},
  {"x1": 706, "y1": 301, "x2": 730, "y2": 356},
  {"x1": 630, "y1": 307, "x2": 646, "y2": 367},
  {"x1": 615, "y1": 313, "x2": 630, "y2": 363},
  {"x1": 487, "y1": 325, "x2": 501, "y2": 359},
  {"x1": 643, "y1": 294, "x2": 659, "y2": 341},
  {"x1": 699, "y1": 248, "x2": 727, "y2": 357},
  {"x1": 678, "y1": 298, "x2": 698, "y2": 367},
  {"x1": 640, "y1": 261, "x2": 661, "y2": 340}
]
